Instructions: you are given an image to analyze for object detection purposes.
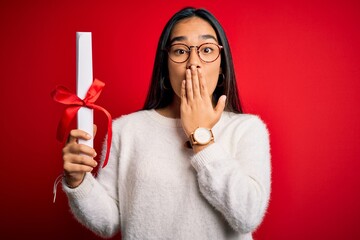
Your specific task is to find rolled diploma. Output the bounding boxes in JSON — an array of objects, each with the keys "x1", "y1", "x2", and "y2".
[{"x1": 76, "y1": 32, "x2": 93, "y2": 148}]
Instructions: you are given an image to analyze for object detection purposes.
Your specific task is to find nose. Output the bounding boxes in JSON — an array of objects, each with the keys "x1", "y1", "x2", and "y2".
[{"x1": 186, "y1": 47, "x2": 201, "y2": 69}]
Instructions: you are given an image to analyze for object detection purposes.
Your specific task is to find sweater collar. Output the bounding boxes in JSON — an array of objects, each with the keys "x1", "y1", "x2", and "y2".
[
  {"x1": 145, "y1": 109, "x2": 183, "y2": 128},
  {"x1": 145, "y1": 109, "x2": 231, "y2": 130}
]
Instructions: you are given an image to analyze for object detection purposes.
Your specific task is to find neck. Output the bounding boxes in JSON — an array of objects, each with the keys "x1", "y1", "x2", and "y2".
[{"x1": 156, "y1": 96, "x2": 181, "y2": 119}]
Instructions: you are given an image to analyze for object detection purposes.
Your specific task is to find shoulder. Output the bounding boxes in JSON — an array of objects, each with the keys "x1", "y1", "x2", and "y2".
[
  {"x1": 113, "y1": 109, "x2": 147, "y2": 124},
  {"x1": 111, "y1": 110, "x2": 151, "y2": 133},
  {"x1": 222, "y1": 112, "x2": 268, "y2": 131},
  {"x1": 219, "y1": 112, "x2": 270, "y2": 142},
  {"x1": 219, "y1": 112, "x2": 270, "y2": 149}
]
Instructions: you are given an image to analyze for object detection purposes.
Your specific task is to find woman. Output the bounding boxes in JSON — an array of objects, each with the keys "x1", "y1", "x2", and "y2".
[{"x1": 62, "y1": 7, "x2": 271, "y2": 240}]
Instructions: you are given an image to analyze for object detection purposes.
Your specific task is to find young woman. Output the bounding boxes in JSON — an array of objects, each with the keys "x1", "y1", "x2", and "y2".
[{"x1": 62, "y1": 7, "x2": 271, "y2": 240}]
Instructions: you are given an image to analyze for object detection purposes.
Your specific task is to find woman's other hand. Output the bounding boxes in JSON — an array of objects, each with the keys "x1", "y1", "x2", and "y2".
[{"x1": 62, "y1": 125, "x2": 98, "y2": 188}]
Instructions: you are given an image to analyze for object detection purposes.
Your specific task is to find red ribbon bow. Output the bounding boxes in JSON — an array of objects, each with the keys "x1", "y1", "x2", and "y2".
[{"x1": 51, "y1": 79, "x2": 112, "y2": 168}]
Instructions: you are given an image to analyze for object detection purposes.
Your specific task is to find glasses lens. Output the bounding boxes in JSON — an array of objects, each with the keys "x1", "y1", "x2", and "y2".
[
  {"x1": 168, "y1": 44, "x2": 189, "y2": 63},
  {"x1": 198, "y1": 43, "x2": 221, "y2": 62}
]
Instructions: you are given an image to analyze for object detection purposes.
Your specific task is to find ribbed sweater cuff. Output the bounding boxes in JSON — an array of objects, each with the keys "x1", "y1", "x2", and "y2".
[
  {"x1": 190, "y1": 143, "x2": 227, "y2": 172},
  {"x1": 62, "y1": 172, "x2": 96, "y2": 200}
]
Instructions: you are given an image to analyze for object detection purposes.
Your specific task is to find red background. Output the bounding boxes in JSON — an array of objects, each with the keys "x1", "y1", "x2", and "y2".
[{"x1": 1, "y1": 0, "x2": 359, "y2": 239}]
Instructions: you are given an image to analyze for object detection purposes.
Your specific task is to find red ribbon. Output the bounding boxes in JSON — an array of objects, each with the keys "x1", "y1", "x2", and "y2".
[{"x1": 51, "y1": 79, "x2": 112, "y2": 168}]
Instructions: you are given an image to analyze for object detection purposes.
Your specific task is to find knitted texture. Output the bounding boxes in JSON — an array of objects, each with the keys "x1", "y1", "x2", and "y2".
[{"x1": 63, "y1": 109, "x2": 271, "y2": 240}]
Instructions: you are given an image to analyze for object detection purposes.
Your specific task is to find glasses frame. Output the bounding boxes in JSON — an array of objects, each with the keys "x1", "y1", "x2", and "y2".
[{"x1": 166, "y1": 42, "x2": 223, "y2": 63}]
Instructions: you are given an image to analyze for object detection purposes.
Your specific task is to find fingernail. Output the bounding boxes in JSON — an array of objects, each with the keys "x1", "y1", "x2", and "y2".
[{"x1": 94, "y1": 151, "x2": 97, "y2": 157}]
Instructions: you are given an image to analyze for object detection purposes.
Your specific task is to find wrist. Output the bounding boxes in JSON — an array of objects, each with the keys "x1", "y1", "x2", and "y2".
[
  {"x1": 188, "y1": 127, "x2": 215, "y2": 153},
  {"x1": 64, "y1": 172, "x2": 85, "y2": 188},
  {"x1": 189, "y1": 127, "x2": 214, "y2": 145},
  {"x1": 192, "y1": 139, "x2": 214, "y2": 153}
]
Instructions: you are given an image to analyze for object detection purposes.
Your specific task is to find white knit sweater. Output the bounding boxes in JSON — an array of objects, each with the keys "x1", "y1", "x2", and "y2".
[{"x1": 63, "y1": 109, "x2": 271, "y2": 240}]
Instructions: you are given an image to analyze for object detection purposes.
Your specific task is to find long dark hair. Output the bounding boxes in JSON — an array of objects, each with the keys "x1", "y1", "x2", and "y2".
[{"x1": 143, "y1": 7, "x2": 243, "y2": 113}]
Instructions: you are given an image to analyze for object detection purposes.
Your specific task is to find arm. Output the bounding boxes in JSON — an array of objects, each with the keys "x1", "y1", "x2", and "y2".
[
  {"x1": 62, "y1": 128, "x2": 120, "y2": 238},
  {"x1": 191, "y1": 117, "x2": 271, "y2": 233},
  {"x1": 63, "y1": 172, "x2": 120, "y2": 238},
  {"x1": 180, "y1": 66, "x2": 271, "y2": 233}
]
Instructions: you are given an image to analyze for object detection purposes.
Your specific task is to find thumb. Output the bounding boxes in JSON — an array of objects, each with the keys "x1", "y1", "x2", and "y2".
[
  {"x1": 215, "y1": 95, "x2": 226, "y2": 115},
  {"x1": 93, "y1": 124, "x2": 97, "y2": 138}
]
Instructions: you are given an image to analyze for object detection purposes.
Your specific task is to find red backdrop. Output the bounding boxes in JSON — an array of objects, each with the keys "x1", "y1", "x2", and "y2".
[{"x1": 1, "y1": 0, "x2": 359, "y2": 239}]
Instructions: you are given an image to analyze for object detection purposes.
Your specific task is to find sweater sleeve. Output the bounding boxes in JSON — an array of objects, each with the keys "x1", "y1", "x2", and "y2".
[
  {"x1": 190, "y1": 116, "x2": 271, "y2": 234},
  {"x1": 62, "y1": 131, "x2": 121, "y2": 238}
]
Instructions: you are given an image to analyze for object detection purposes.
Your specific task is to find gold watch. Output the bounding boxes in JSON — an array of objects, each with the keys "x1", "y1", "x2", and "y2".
[{"x1": 189, "y1": 127, "x2": 214, "y2": 146}]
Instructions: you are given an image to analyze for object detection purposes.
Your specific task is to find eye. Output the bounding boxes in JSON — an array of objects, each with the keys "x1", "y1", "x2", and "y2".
[
  {"x1": 170, "y1": 45, "x2": 188, "y2": 56},
  {"x1": 174, "y1": 49, "x2": 186, "y2": 55},
  {"x1": 201, "y1": 46, "x2": 214, "y2": 54}
]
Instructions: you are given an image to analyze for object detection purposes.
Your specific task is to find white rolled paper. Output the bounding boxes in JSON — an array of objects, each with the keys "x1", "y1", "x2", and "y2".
[{"x1": 76, "y1": 32, "x2": 94, "y2": 148}]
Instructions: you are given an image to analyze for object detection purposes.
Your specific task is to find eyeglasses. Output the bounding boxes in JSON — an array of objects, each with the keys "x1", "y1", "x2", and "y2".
[{"x1": 166, "y1": 43, "x2": 223, "y2": 63}]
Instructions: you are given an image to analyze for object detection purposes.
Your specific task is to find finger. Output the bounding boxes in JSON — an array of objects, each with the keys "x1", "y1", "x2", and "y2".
[
  {"x1": 68, "y1": 129, "x2": 92, "y2": 143},
  {"x1": 64, "y1": 153, "x2": 98, "y2": 168},
  {"x1": 185, "y1": 68, "x2": 193, "y2": 100},
  {"x1": 198, "y1": 67, "x2": 209, "y2": 98},
  {"x1": 191, "y1": 65, "x2": 200, "y2": 98},
  {"x1": 215, "y1": 95, "x2": 227, "y2": 116},
  {"x1": 66, "y1": 143, "x2": 97, "y2": 157},
  {"x1": 180, "y1": 80, "x2": 187, "y2": 105},
  {"x1": 64, "y1": 161, "x2": 94, "y2": 173}
]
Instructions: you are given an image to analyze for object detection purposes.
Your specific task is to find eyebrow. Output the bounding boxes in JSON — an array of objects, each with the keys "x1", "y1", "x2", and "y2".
[
  {"x1": 200, "y1": 34, "x2": 218, "y2": 42},
  {"x1": 169, "y1": 34, "x2": 218, "y2": 44}
]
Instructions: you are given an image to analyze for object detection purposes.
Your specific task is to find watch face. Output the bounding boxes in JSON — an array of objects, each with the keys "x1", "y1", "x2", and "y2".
[{"x1": 194, "y1": 128, "x2": 212, "y2": 145}]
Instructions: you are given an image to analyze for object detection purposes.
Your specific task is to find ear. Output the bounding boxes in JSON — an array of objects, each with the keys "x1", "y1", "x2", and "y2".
[{"x1": 219, "y1": 66, "x2": 222, "y2": 74}]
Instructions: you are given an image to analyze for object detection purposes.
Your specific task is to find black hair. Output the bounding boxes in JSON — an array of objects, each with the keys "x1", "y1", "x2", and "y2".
[{"x1": 143, "y1": 7, "x2": 243, "y2": 113}]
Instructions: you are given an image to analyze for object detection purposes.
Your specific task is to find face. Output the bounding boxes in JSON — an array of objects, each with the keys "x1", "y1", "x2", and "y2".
[{"x1": 167, "y1": 17, "x2": 221, "y2": 100}]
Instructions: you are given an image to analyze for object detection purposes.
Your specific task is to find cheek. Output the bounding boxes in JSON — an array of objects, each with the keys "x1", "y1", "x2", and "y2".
[
  {"x1": 168, "y1": 61, "x2": 185, "y2": 96},
  {"x1": 204, "y1": 64, "x2": 221, "y2": 93},
  {"x1": 206, "y1": 74, "x2": 219, "y2": 94},
  {"x1": 168, "y1": 61, "x2": 185, "y2": 78}
]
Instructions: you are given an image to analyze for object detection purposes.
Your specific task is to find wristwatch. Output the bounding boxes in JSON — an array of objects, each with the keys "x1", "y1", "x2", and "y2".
[{"x1": 189, "y1": 127, "x2": 214, "y2": 146}]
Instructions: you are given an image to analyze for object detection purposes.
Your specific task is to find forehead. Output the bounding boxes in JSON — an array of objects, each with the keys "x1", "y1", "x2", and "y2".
[{"x1": 170, "y1": 17, "x2": 217, "y2": 41}]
